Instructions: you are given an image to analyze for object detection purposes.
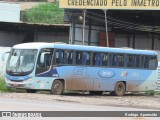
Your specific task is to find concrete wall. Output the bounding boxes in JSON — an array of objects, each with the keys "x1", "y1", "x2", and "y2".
[
  {"x1": 36, "y1": 32, "x2": 69, "y2": 43},
  {"x1": 0, "y1": 47, "x2": 11, "y2": 76},
  {"x1": 0, "y1": 31, "x2": 69, "y2": 47},
  {"x1": 0, "y1": 31, "x2": 25, "y2": 47},
  {"x1": 115, "y1": 34, "x2": 160, "y2": 50}
]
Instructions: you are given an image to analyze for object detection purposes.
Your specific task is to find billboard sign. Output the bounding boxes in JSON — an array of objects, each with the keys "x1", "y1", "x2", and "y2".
[{"x1": 60, "y1": 0, "x2": 160, "y2": 10}]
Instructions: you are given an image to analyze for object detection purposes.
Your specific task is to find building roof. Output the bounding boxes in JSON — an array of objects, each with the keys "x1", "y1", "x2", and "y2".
[{"x1": 0, "y1": 21, "x2": 70, "y2": 32}]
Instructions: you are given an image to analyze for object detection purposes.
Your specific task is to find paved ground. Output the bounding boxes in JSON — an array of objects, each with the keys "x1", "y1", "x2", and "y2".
[
  {"x1": 0, "y1": 97, "x2": 159, "y2": 120},
  {"x1": 0, "y1": 92, "x2": 160, "y2": 120},
  {"x1": 1, "y1": 92, "x2": 160, "y2": 109}
]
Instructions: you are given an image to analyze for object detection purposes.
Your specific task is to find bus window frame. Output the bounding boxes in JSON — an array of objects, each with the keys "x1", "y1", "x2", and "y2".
[
  {"x1": 109, "y1": 53, "x2": 118, "y2": 67},
  {"x1": 117, "y1": 53, "x2": 125, "y2": 68},
  {"x1": 54, "y1": 49, "x2": 74, "y2": 66},
  {"x1": 74, "y1": 50, "x2": 91, "y2": 66},
  {"x1": 52, "y1": 48, "x2": 158, "y2": 70}
]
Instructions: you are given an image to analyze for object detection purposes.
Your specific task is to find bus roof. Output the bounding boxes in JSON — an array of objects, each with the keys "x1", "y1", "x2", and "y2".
[{"x1": 13, "y1": 42, "x2": 157, "y2": 55}]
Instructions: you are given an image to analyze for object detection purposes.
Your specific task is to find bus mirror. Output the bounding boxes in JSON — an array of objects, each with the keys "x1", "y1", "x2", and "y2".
[
  {"x1": 2, "y1": 51, "x2": 10, "y2": 62},
  {"x1": 40, "y1": 53, "x2": 45, "y2": 64},
  {"x1": 40, "y1": 52, "x2": 50, "y2": 64}
]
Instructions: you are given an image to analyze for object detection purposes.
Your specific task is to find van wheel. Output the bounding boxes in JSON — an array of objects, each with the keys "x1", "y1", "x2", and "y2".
[
  {"x1": 51, "y1": 80, "x2": 64, "y2": 95},
  {"x1": 89, "y1": 91, "x2": 103, "y2": 95},
  {"x1": 26, "y1": 89, "x2": 37, "y2": 93},
  {"x1": 114, "y1": 82, "x2": 125, "y2": 96}
]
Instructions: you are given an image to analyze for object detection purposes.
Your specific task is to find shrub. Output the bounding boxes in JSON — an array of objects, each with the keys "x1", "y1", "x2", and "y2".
[
  {"x1": 145, "y1": 90, "x2": 155, "y2": 96},
  {"x1": 0, "y1": 77, "x2": 15, "y2": 92},
  {"x1": 22, "y1": 3, "x2": 64, "y2": 24}
]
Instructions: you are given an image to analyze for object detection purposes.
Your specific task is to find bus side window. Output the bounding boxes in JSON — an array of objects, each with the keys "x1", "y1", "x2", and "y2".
[
  {"x1": 82, "y1": 52, "x2": 91, "y2": 65},
  {"x1": 142, "y1": 56, "x2": 150, "y2": 69},
  {"x1": 109, "y1": 53, "x2": 117, "y2": 67},
  {"x1": 56, "y1": 50, "x2": 73, "y2": 65},
  {"x1": 102, "y1": 53, "x2": 108, "y2": 66},
  {"x1": 67, "y1": 50, "x2": 73, "y2": 64},
  {"x1": 56, "y1": 50, "x2": 63, "y2": 64},
  {"x1": 134, "y1": 55, "x2": 141, "y2": 68},
  {"x1": 109, "y1": 53, "x2": 113, "y2": 66},
  {"x1": 126, "y1": 55, "x2": 134, "y2": 68},
  {"x1": 76, "y1": 51, "x2": 82, "y2": 65},
  {"x1": 92, "y1": 52, "x2": 103, "y2": 66},
  {"x1": 149, "y1": 56, "x2": 157, "y2": 70},
  {"x1": 117, "y1": 54, "x2": 124, "y2": 67},
  {"x1": 92, "y1": 53, "x2": 99, "y2": 66}
]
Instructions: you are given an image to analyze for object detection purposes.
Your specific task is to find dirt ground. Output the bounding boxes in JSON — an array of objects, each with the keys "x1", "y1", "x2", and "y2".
[{"x1": 0, "y1": 91, "x2": 160, "y2": 110}]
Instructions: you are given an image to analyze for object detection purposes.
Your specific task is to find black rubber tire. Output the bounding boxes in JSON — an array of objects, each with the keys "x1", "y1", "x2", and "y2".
[
  {"x1": 26, "y1": 89, "x2": 37, "y2": 93},
  {"x1": 50, "y1": 80, "x2": 64, "y2": 95},
  {"x1": 113, "y1": 82, "x2": 125, "y2": 96},
  {"x1": 89, "y1": 91, "x2": 103, "y2": 95}
]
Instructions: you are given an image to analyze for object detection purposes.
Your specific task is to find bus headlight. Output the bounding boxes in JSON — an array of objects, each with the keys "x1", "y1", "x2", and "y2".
[{"x1": 5, "y1": 78, "x2": 11, "y2": 82}]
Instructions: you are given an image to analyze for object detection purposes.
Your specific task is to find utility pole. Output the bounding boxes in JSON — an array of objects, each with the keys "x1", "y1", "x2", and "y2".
[
  {"x1": 82, "y1": 9, "x2": 86, "y2": 45},
  {"x1": 104, "y1": 10, "x2": 109, "y2": 47}
]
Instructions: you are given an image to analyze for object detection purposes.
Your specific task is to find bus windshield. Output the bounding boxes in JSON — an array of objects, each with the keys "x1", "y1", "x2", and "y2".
[{"x1": 6, "y1": 49, "x2": 38, "y2": 76}]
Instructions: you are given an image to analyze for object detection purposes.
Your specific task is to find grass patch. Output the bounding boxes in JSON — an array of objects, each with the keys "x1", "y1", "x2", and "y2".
[
  {"x1": 153, "y1": 91, "x2": 160, "y2": 95},
  {"x1": 0, "y1": 77, "x2": 15, "y2": 92},
  {"x1": 22, "y1": 3, "x2": 64, "y2": 24},
  {"x1": 145, "y1": 90, "x2": 155, "y2": 96}
]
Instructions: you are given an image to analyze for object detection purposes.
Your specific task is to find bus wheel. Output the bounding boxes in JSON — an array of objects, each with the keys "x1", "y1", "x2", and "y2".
[
  {"x1": 26, "y1": 89, "x2": 37, "y2": 93},
  {"x1": 89, "y1": 91, "x2": 103, "y2": 95},
  {"x1": 114, "y1": 82, "x2": 125, "y2": 96},
  {"x1": 51, "y1": 80, "x2": 64, "y2": 95}
]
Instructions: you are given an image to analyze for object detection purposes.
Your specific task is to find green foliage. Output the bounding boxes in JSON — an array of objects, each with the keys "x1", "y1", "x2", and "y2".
[
  {"x1": 0, "y1": 77, "x2": 14, "y2": 92},
  {"x1": 145, "y1": 90, "x2": 155, "y2": 96},
  {"x1": 22, "y1": 3, "x2": 64, "y2": 24}
]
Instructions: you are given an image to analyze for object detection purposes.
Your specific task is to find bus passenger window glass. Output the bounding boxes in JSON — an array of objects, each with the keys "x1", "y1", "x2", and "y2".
[
  {"x1": 102, "y1": 53, "x2": 108, "y2": 66},
  {"x1": 93, "y1": 53, "x2": 99, "y2": 66},
  {"x1": 55, "y1": 50, "x2": 72, "y2": 65},
  {"x1": 117, "y1": 54, "x2": 124, "y2": 67},
  {"x1": 76, "y1": 51, "x2": 82, "y2": 65},
  {"x1": 109, "y1": 53, "x2": 117, "y2": 67},
  {"x1": 149, "y1": 56, "x2": 157, "y2": 70},
  {"x1": 134, "y1": 55, "x2": 141, "y2": 68},
  {"x1": 82, "y1": 52, "x2": 91, "y2": 65},
  {"x1": 67, "y1": 50, "x2": 73, "y2": 64},
  {"x1": 93, "y1": 53, "x2": 104, "y2": 66},
  {"x1": 142, "y1": 56, "x2": 150, "y2": 69},
  {"x1": 126, "y1": 55, "x2": 134, "y2": 68}
]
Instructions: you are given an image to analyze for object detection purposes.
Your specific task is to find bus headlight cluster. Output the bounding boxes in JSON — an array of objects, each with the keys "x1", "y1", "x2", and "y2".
[{"x1": 5, "y1": 78, "x2": 11, "y2": 82}]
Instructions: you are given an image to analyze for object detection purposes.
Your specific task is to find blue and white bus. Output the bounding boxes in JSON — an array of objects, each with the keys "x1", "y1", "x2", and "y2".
[{"x1": 5, "y1": 42, "x2": 158, "y2": 96}]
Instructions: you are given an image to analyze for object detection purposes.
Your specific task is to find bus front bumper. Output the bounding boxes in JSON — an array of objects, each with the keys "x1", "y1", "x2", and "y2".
[{"x1": 5, "y1": 78, "x2": 34, "y2": 89}]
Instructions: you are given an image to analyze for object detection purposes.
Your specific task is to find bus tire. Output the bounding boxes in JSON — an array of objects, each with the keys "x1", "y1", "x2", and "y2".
[
  {"x1": 89, "y1": 91, "x2": 103, "y2": 95},
  {"x1": 26, "y1": 89, "x2": 37, "y2": 93},
  {"x1": 114, "y1": 82, "x2": 125, "y2": 96},
  {"x1": 51, "y1": 80, "x2": 64, "y2": 95}
]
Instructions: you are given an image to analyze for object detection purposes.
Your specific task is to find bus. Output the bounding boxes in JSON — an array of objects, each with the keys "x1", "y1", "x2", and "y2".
[{"x1": 5, "y1": 42, "x2": 158, "y2": 96}]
